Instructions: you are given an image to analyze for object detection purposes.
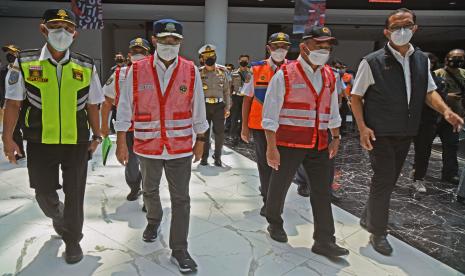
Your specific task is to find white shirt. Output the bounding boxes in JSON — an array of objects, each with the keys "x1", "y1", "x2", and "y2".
[
  {"x1": 103, "y1": 71, "x2": 117, "y2": 99},
  {"x1": 351, "y1": 43, "x2": 437, "y2": 103},
  {"x1": 115, "y1": 55, "x2": 209, "y2": 160},
  {"x1": 241, "y1": 58, "x2": 281, "y2": 97},
  {"x1": 5, "y1": 44, "x2": 104, "y2": 104},
  {"x1": 262, "y1": 56, "x2": 342, "y2": 132}
]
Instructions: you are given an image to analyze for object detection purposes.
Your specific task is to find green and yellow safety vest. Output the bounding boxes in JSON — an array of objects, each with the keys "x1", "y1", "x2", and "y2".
[{"x1": 18, "y1": 49, "x2": 93, "y2": 144}]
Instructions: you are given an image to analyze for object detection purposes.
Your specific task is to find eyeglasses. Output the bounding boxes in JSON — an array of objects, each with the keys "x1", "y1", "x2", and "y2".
[{"x1": 388, "y1": 24, "x2": 415, "y2": 32}]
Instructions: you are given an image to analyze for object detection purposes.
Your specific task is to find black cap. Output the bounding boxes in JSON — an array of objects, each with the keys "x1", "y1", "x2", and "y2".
[
  {"x1": 153, "y1": 19, "x2": 183, "y2": 39},
  {"x1": 42, "y1": 9, "x2": 76, "y2": 26},
  {"x1": 268, "y1": 32, "x2": 291, "y2": 45},
  {"x1": 302, "y1": 26, "x2": 337, "y2": 44},
  {"x1": 129, "y1": 38, "x2": 150, "y2": 51},
  {"x1": 2, "y1": 44, "x2": 20, "y2": 53}
]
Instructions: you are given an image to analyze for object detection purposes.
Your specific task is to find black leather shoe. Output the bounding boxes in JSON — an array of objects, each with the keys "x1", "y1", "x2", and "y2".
[
  {"x1": 171, "y1": 249, "x2": 198, "y2": 273},
  {"x1": 212, "y1": 155, "x2": 222, "y2": 167},
  {"x1": 142, "y1": 204, "x2": 147, "y2": 213},
  {"x1": 442, "y1": 175, "x2": 460, "y2": 185},
  {"x1": 53, "y1": 220, "x2": 65, "y2": 237},
  {"x1": 200, "y1": 159, "x2": 208, "y2": 166},
  {"x1": 311, "y1": 241, "x2": 349, "y2": 257},
  {"x1": 370, "y1": 234, "x2": 393, "y2": 256},
  {"x1": 143, "y1": 223, "x2": 160, "y2": 242},
  {"x1": 64, "y1": 242, "x2": 83, "y2": 264},
  {"x1": 267, "y1": 225, "x2": 288, "y2": 243},
  {"x1": 126, "y1": 188, "x2": 141, "y2": 201},
  {"x1": 259, "y1": 205, "x2": 266, "y2": 217},
  {"x1": 457, "y1": 195, "x2": 465, "y2": 204},
  {"x1": 297, "y1": 185, "x2": 310, "y2": 197}
]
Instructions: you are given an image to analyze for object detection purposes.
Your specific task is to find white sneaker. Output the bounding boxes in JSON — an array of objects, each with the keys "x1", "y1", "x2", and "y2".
[{"x1": 412, "y1": 180, "x2": 427, "y2": 193}]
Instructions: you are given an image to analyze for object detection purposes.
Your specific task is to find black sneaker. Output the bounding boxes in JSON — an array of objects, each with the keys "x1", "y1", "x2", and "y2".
[
  {"x1": 212, "y1": 155, "x2": 222, "y2": 167},
  {"x1": 311, "y1": 241, "x2": 349, "y2": 257},
  {"x1": 171, "y1": 249, "x2": 198, "y2": 273},
  {"x1": 143, "y1": 223, "x2": 160, "y2": 242},
  {"x1": 267, "y1": 225, "x2": 287, "y2": 243},
  {"x1": 200, "y1": 159, "x2": 208, "y2": 166},
  {"x1": 126, "y1": 188, "x2": 141, "y2": 201},
  {"x1": 64, "y1": 242, "x2": 83, "y2": 264}
]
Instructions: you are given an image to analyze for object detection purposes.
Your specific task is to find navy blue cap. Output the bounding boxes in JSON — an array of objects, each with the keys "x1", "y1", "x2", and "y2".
[
  {"x1": 268, "y1": 32, "x2": 291, "y2": 45},
  {"x1": 153, "y1": 19, "x2": 183, "y2": 38},
  {"x1": 129, "y1": 38, "x2": 150, "y2": 51},
  {"x1": 42, "y1": 9, "x2": 76, "y2": 26},
  {"x1": 302, "y1": 26, "x2": 337, "y2": 44}
]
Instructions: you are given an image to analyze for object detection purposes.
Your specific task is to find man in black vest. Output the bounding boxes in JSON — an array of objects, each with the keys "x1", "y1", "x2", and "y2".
[{"x1": 351, "y1": 8, "x2": 463, "y2": 256}]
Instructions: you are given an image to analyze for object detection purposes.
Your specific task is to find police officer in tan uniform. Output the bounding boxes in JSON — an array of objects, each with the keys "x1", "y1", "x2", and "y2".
[{"x1": 198, "y1": 44, "x2": 231, "y2": 166}]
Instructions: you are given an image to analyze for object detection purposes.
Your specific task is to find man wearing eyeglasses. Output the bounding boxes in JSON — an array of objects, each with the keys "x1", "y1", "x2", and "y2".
[
  {"x1": 262, "y1": 26, "x2": 349, "y2": 258},
  {"x1": 115, "y1": 19, "x2": 208, "y2": 273},
  {"x1": 1, "y1": 9, "x2": 104, "y2": 264},
  {"x1": 351, "y1": 8, "x2": 463, "y2": 256}
]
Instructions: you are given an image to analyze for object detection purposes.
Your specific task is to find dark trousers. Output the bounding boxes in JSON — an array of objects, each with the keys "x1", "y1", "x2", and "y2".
[
  {"x1": 413, "y1": 122, "x2": 438, "y2": 180},
  {"x1": 229, "y1": 95, "x2": 244, "y2": 140},
  {"x1": 139, "y1": 155, "x2": 192, "y2": 250},
  {"x1": 13, "y1": 123, "x2": 25, "y2": 157},
  {"x1": 27, "y1": 142, "x2": 89, "y2": 244},
  {"x1": 202, "y1": 102, "x2": 225, "y2": 161},
  {"x1": 125, "y1": 131, "x2": 142, "y2": 190},
  {"x1": 362, "y1": 136, "x2": 412, "y2": 235},
  {"x1": 437, "y1": 119, "x2": 459, "y2": 179},
  {"x1": 458, "y1": 169, "x2": 465, "y2": 198},
  {"x1": 266, "y1": 146, "x2": 335, "y2": 243},
  {"x1": 252, "y1": 129, "x2": 272, "y2": 204}
]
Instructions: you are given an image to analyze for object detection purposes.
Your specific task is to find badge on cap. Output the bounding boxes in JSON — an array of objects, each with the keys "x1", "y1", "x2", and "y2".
[
  {"x1": 57, "y1": 9, "x2": 68, "y2": 19},
  {"x1": 8, "y1": 70, "x2": 19, "y2": 85},
  {"x1": 72, "y1": 69, "x2": 83, "y2": 81},
  {"x1": 322, "y1": 27, "x2": 330, "y2": 34},
  {"x1": 165, "y1": 23, "x2": 176, "y2": 32},
  {"x1": 277, "y1": 32, "x2": 286, "y2": 40},
  {"x1": 179, "y1": 84, "x2": 188, "y2": 94}
]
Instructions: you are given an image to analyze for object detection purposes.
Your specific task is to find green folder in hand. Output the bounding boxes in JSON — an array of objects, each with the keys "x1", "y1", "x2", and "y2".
[{"x1": 102, "y1": 137, "x2": 112, "y2": 166}]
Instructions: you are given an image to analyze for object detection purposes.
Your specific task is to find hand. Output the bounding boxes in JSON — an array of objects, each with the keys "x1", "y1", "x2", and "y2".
[
  {"x1": 328, "y1": 139, "x2": 340, "y2": 159},
  {"x1": 88, "y1": 140, "x2": 100, "y2": 154},
  {"x1": 2, "y1": 138, "x2": 21, "y2": 164},
  {"x1": 359, "y1": 126, "x2": 376, "y2": 151},
  {"x1": 192, "y1": 141, "x2": 204, "y2": 163},
  {"x1": 116, "y1": 142, "x2": 129, "y2": 166},
  {"x1": 266, "y1": 146, "x2": 280, "y2": 170},
  {"x1": 101, "y1": 125, "x2": 110, "y2": 138},
  {"x1": 224, "y1": 110, "x2": 231, "y2": 118},
  {"x1": 241, "y1": 125, "x2": 250, "y2": 143},
  {"x1": 444, "y1": 109, "x2": 464, "y2": 132}
]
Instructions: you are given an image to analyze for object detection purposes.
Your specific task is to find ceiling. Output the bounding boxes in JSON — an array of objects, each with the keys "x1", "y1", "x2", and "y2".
[{"x1": 12, "y1": 0, "x2": 465, "y2": 10}]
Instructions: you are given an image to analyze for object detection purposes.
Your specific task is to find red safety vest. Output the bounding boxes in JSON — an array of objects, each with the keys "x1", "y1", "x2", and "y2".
[
  {"x1": 114, "y1": 65, "x2": 134, "y2": 131},
  {"x1": 276, "y1": 62, "x2": 335, "y2": 150},
  {"x1": 132, "y1": 55, "x2": 195, "y2": 156}
]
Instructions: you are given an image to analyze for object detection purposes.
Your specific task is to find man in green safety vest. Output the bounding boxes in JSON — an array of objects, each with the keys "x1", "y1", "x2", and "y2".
[{"x1": 1, "y1": 9, "x2": 104, "y2": 264}]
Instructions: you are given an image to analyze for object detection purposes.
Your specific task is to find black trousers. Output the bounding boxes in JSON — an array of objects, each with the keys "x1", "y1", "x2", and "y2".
[
  {"x1": 202, "y1": 102, "x2": 225, "y2": 161},
  {"x1": 266, "y1": 146, "x2": 335, "y2": 243},
  {"x1": 13, "y1": 123, "x2": 25, "y2": 157},
  {"x1": 252, "y1": 129, "x2": 272, "y2": 204},
  {"x1": 437, "y1": 119, "x2": 459, "y2": 179},
  {"x1": 139, "y1": 155, "x2": 192, "y2": 250},
  {"x1": 362, "y1": 136, "x2": 412, "y2": 235},
  {"x1": 229, "y1": 95, "x2": 244, "y2": 140},
  {"x1": 413, "y1": 121, "x2": 438, "y2": 180},
  {"x1": 27, "y1": 142, "x2": 89, "y2": 244},
  {"x1": 125, "y1": 131, "x2": 142, "y2": 190}
]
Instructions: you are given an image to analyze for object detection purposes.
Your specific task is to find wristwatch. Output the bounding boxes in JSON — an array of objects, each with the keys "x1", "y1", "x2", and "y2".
[
  {"x1": 92, "y1": 135, "x2": 103, "y2": 144},
  {"x1": 332, "y1": 135, "x2": 342, "y2": 140}
]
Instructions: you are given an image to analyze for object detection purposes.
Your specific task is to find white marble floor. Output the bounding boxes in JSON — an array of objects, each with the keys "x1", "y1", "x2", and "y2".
[{"x1": 0, "y1": 140, "x2": 462, "y2": 276}]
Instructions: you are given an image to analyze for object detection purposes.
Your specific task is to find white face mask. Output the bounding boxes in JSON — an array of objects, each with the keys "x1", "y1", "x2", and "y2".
[
  {"x1": 130, "y1": 54, "x2": 145, "y2": 62},
  {"x1": 390, "y1": 28, "x2": 413, "y2": 46},
  {"x1": 156, "y1": 43, "x2": 180, "y2": 61},
  {"x1": 270, "y1": 48, "x2": 288, "y2": 62},
  {"x1": 307, "y1": 49, "x2": 330, "y2": 66},
  {"x1": 46, "y1": 27, "x2": 74, "y2": 52}
]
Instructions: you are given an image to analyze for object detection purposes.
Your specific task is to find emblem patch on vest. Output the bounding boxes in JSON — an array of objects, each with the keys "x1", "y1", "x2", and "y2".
[
  {"x1": 72, "y1": 69, "x2": 84, "y2": 81},
  {"x1": 260, "y1": 75, "x2": 266, "y2": 81},
  {"x1": 8, "y1": 70, "x2": 19, "y2": 85},
  {"x1": 179, "y1": 84, "x2": 188, "y2": 94},
  {"x1": 27, "y1": 65, "x2": 48, "y2": 82}
]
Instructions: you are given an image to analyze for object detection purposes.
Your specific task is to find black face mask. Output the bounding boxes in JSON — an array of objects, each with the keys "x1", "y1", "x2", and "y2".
[
  {"x1": 205, "y1": 57, "x2": 216, "y2": 66},
  {"x1": 448, "y1": 58, "x2": 465, "y2": 69},
  {"x1": 239, "y1": 61, "x2": 248, "y2": 67},
  {"x1": 6, "y1": 53, "x2": 16, "y2": 63}
]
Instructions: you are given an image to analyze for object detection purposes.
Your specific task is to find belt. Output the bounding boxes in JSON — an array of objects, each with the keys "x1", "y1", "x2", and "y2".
[{"x1": 205, "y1": 97, "x2": 223, "y2": 104}]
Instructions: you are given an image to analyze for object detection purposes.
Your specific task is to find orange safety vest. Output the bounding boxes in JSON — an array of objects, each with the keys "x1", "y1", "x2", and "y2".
[
  {"x1": 132, "y1": 55, "x2": 195, "y2": 156},
  {"x1": 248, "y1": 59, "x2": 289, "y2": 130},
  {"x1": 277, "y1": 62, "x2": 335, "y2": 150},
  {"x1": 114, "y1": 64, "x2": 135, "y2": 131}
]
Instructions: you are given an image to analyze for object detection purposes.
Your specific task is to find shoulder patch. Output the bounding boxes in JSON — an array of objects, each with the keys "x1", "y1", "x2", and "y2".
[
  {"x1": 71, "y1": 52, "x2": 94, "y2": 65},
  {"x1": 8, "y1": 70, "x2": 19, "y2": 85},
  {"x1": 18, "y1": 49, "x2": 41, "y2": 59},
  {"x1": 106, "y1": 76, "x2": 114, "y2": 86}
]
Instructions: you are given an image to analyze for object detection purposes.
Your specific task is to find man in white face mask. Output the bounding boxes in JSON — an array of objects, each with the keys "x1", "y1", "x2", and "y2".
[
  {"x1": 2, "y1": 9, "x2": 104, "y2": 264},
  {"x1": 101, "y1": 38, "x2": 150, "y2": 203},
  {"x1": 351, "y1": 8, "x2": 463, "y2": 256},
  {"x1": 115, "y1": 19, "x2": 208, "y2": 274},
  {"x1": 261, "y1": 25, "x2": 349, "y2": 258}
]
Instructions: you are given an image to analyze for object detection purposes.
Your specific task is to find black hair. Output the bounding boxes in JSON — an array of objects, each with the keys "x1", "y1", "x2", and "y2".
[
  {"x1": 239, "y1": 54, "x2": 250, "y2": 60},
  {"x1": 385, "y1": 8, "x2": 416, "y2": 29}
]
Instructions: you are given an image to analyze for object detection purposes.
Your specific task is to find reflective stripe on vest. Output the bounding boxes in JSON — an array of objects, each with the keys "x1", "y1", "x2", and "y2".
[
  {"x1": 114, "y1": 65, "x2": 134, "y2": 131},
  {"x1": 133, "y1": 55, "x2": 195, "y2": 155},
  {"x1": 276, "y1": 62, "x2": 335, "y2": 150},
  {"x1": 19, "y1": 54, "x2": 92, "y2": 144}
]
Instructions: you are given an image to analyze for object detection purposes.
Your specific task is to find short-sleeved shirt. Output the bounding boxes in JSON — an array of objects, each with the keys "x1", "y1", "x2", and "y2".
[
  {"x1": 231, "y1": 68, "x2": 251, "y2": 95},
  {"x1": 199, "y1": 64, "x2": 231, "y2": 110}
]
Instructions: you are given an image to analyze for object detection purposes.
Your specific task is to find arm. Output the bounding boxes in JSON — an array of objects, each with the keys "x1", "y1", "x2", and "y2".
[
  {"x1": 86, "y1": 66, "x2": 105, "y2": 153},
  {"x1": 328, "y1": 87, "x2": 342, "y2": 159},
  {"x1": 101, "y1": 96, "x2": 114, "y2": 137},
  {"x1": 241, "y1": 74, "x2": 255, "y2": 143},
  {"x1": 426, "y1": 90, "x2": 463, "y2": 131},
  {"x1": 115, "y1": 67, "x2": 134, "y2": 166},
  {"x1": 223, "y1": 71, "x2": 231, "y2": 116},
  {"x1": 2, "y1": 99, "x2": 22, "y2": 163},
  {"x1": 192, "y1": 66, "x2": 209, "y2": 162}
]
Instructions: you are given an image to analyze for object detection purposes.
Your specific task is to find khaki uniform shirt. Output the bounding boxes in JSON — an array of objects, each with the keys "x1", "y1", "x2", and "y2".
[
  {"x1": 200, "y1": 64, "x2": 231, "y2": 110},
  {"x1": 231, "y1": 68, "x2": 251, "y2": 95},
  {"x1": 435, "y1": 68, "x2": 465, "y2": 116}
]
